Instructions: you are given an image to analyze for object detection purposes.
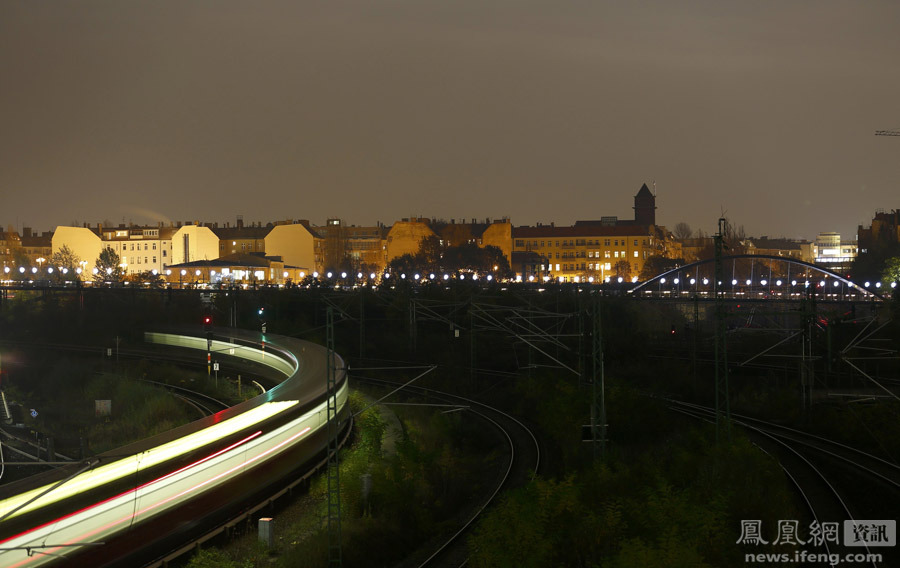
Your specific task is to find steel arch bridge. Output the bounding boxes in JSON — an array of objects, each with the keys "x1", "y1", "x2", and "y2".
[{"x1": 630, "y1": 254, "x2": 886, "y2": 301}]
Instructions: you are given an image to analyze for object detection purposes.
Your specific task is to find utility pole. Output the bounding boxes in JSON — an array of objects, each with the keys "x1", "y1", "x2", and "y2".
[
  {"x1": 325, "y1": 307, "x2": 342, "y2": 567},
  {"x1": 590, "y1": 293, "x2": 607, "y2": 460},
  {"x1": 359, "y1": 288, "x2": 365, "y2": 359},
  {"x1": 692, "y1": 295, "x2": 699, "y2": 384},
  {"x1": 714, "y1": 218, "x2": 731, "y2": 442},
  {"x1": 470, "y1": 311, "x2": 477, "y2": 385},
  {"x1": 800, "y1": 286, "x2": 816, "y2": 411},
  {"x1": 409, "y1": 297, "x2": 417, "y2": 354}
]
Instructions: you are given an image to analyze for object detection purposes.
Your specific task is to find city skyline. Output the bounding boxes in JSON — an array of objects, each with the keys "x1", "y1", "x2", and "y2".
[{"x1": 2, "y1": 1, "x2": 899, "y2": 241}]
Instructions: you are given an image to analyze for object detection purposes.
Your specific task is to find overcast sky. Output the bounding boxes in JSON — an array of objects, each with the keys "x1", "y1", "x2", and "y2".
[{"x1": 2, "y1": 1, "x2": 898, "y2": 241}]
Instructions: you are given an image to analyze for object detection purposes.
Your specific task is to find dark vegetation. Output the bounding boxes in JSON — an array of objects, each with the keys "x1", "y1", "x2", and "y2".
[{"x1": 1, "y1": 283, "x2": 897, "y2": 566}]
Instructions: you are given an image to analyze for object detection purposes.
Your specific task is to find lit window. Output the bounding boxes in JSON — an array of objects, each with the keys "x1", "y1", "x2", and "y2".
[
  {"x1": 614, "y1": 251, "x2": 619, "y2": 258},
  {"x1": 633, "y1": 251, "x2": 638, "y2": 257}
]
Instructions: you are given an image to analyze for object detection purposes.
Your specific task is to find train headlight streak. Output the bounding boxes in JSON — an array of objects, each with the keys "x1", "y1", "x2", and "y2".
[
  {"x1": 0, "y1": 332, "x2": 349, "y2": 567},
  {"x1": 0, "y1": 402, "x2": 298, "y2": 521}
]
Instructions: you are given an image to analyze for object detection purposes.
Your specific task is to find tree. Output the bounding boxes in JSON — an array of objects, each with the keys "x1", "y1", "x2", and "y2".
[
  {"x1": 673, "y1": 222, "x2": 693, "y2": 240},
  {"x1": 130, "y1": 270, "x2": 164, "y2": 287},
  {"x1": 882, "y1": 257, "x2": 900, "y2": 284},
  {"x1": 418, "y1": 235, "x2": 444, "y2": 271},
  {"x1": 8, "y1": 248, "x2": 31, "y2": 281},
  {"x1": 639, "y1": 255, "x2": 682, "y2": 281},
  {"x1": 94, "y1": 247, "x2": 123, "y2": 282},
  {"x1": 50, "y1": 245, "x2": 81, "y2": 281},
  {"x1": 388, "y1": 253, "x2": 418, "y2": 276},
  {"x1": 614, "y1": 260, "x2": 632, "y2": 280}
]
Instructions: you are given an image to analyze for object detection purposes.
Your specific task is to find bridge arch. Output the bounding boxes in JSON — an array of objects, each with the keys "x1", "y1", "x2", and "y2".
[{"x1": 630, "y1": 254, "x2": 886, "y2": 301}]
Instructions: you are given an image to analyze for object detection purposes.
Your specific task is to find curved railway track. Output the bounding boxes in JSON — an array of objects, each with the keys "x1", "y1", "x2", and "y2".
[
  {"x1": 353, "y1": 375, "x2": 541, "y2": 568},
  {"x1": 668, "y1": 399, "x2": 899, "y2": 567}
]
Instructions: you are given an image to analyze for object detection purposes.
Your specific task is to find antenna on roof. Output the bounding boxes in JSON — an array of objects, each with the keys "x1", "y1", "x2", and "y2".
[{"x1": 652, "y1": 180, "x2": 656, "y2": 196}]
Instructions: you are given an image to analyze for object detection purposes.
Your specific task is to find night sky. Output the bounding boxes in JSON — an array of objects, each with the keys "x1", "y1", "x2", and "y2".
[{"x1": 2, "y1": 1, "x2": 898, "y2": 241}]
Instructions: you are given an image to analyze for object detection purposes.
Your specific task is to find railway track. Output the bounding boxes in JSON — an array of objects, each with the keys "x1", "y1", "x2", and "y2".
[
  {"x1": 353, "y1": 375, "x2": 541, "y2": 568},
  {"x1": 668, "y1": 399, "x2": 899, "y2": 567}
]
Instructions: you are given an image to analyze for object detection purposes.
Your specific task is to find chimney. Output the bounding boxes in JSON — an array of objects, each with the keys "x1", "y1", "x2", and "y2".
[
  {"x1": 237, "y1": 215, "x2": 244, "y2": 229},
  {"x1": 23, "y1": 227, "x2": 32, "y2": 238}
]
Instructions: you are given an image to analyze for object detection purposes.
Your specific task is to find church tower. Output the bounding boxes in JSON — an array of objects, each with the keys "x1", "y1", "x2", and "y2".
[{"x1": 633, "y1": 183, "x2": 656, "y2": 226}]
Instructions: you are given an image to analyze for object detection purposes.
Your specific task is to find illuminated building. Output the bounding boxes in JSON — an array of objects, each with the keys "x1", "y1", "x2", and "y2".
[
  {"x1": 858, "y1": 209, "x2": 900, "y2": 254},
  {"x1": 18, "y1": 228, "x2": 52, "y2": 264},
  {"x1": 511, "y1": 184, "x2": 673, "y2": 282},
  {"x1": 313, "y1": 218, "x2": 388, "y2": 273},
  {"x1": 0, "y1": 229, "x2": 23, "y2": 269},
  {"x1": 50, "y1": 226, "x2": 103, "y2": 276},
  {"x1": 264, "y1": 221, "x2": 322, "y2": 275},
  {"x1": 385, "y1": 217, "x2": 513, "y2": 266},
  {"x1": 98, "y1": 225, "x2": 177, "y2": 276},
  {"x1": 213, "y1": 216, "x2": 269, "y2": 256},
  {"x1": 166, "y1": 253, "x2": 302, "y2": 286},
  {"x1": 171, "y1": 224, "x2": 220, "y2": 266},
  {"x1": 809, "y1": 232, "x2": 856, "y2": 272}
]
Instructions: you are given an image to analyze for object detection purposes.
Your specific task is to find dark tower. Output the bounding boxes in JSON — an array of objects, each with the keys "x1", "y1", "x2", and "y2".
[{"x1": 633, "y1": 183, "x2": 656, "y2": 226}]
